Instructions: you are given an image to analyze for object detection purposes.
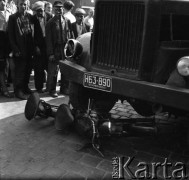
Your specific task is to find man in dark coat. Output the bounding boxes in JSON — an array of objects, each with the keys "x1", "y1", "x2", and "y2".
[
  {"x1": 32, "y1": 1, "x2": 53, "y2": 93},
  {"x1": 71, "y1": 8, "x2": 87, "y2": 39},
  {"x1": 45, "y1": 0, "x2": 72, "y2": 98},
  {"x1": 8, "y1": 0, "x2": 34, "y2": 100},
  {"x1": 0, "y1": 0, "x2": 13, "y2": 98}
]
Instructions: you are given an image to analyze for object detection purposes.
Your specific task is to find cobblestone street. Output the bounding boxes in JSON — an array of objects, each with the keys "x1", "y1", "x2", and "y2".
[{"x1": 0, "y1": 78, "x2": 189, "y2": 180}]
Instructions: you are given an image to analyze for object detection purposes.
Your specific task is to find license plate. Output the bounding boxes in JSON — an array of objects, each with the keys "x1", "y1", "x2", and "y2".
[{"x1": 83, "y1": 73, "x2": 112, "y2": 92}]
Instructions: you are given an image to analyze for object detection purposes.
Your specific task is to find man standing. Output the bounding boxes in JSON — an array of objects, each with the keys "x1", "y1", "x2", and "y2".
[
  {"x1": 63, "y1": 0, "x2": 75, "y2": 23},
  {"x1": 6, "y1": 0, "x2": 17, "y2": 89},
  {"x1": 44, "y1": 2, "x2": 53, "y2": 15},
  {"x1": 45, "y1": 0, "x2": 72, "y2": 98},
  {"x1": 32, "y1": 1, "x2": 53, "y2": 93},
  {"x1": 71, "y1": 8, "x2": 87, "y2": 39},
  {"x1": 83, "y1": 8, "x2": 94, "y2": 32},
  {"x1": 6, "y1": 0, "x2": 17, "y2": 14},
  {"x1": 0, "y1": 0, "x2": 13, "y2": 98},
  {"x1": 8, "y1": 0, "x2": 34, "y2": 100}
]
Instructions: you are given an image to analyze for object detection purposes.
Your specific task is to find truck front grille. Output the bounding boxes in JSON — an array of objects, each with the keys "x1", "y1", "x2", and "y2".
[{"x1": 93, "y1": 1, "x2": 145, "y2": 73}]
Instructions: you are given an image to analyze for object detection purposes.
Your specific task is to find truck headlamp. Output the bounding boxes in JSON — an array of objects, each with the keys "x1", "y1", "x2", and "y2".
[
  {"x1": 64, "y1": 39, "x2": 83, "y2": 59},
  {"x1": 177, "y1": 56, "x2": 189, "y2": 76}
]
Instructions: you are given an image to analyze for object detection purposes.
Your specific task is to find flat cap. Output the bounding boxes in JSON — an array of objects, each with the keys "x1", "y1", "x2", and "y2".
[
  {"x1": 53, "y1": 1, "x2": 63, "y2": 7},
  {"x1": 32, "y1": 1, "x2": 44, "y2": 11},
  {"x1": 75, "y1": 8, "x2": 86, "y2": 15}
]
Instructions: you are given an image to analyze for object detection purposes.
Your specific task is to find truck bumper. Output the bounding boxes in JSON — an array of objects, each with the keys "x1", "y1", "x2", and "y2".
[{"x1": 60, "y1": 60, "x2": 189, "y2": 112}]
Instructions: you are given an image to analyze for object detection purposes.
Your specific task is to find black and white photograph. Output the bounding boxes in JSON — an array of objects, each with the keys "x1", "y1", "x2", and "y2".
[{"x1": 0, "y1": 0, "x2": 189, "y2": 179}]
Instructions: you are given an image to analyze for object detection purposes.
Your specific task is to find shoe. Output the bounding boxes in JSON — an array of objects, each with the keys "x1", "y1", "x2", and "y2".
[
  {"x1": 49, "y1": 92, "x2": 58, "y2": 98},
  {"x1": 37, "y1": 89, "x2": 44, "y2": 93},
  {"x1": 24, "y1": 87, "x2": 32, "y2": 94},
  {"x1": 59, "y1": 88, "x2": 69, "y2": 95},
  {"x1": 44, "y1": 88, "x2": 48, "y2": 92},
  {"x1": 2, "y1": 91, "x2": 14, "y2": 98},
  {"x1": 15, "y1": 91, "x2": 28, "y2": 100}
]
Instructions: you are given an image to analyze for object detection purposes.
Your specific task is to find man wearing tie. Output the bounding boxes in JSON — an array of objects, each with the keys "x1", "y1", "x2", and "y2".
[{"x1": 45, "y1": 1, "x2": 72, "y2": 98}]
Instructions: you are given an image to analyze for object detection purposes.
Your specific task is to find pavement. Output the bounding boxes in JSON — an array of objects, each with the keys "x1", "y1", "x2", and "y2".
[{"x1": 0, "y1": 75, "x2": 189, "y2": 180}]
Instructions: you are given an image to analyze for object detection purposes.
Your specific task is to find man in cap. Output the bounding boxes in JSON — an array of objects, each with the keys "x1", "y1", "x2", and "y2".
[
  {"x1": 45, "y1": 0, "x2": 73, "y2": 97},
  {"x1": 71, "y1": 8, "x2": 87, "y2": 39},
  {"x1": 6, "y1": 0, "x2": 17, "y2": 14},
  {"x1": 32, "y1": 1, "x2": 53, "y2": 93}
]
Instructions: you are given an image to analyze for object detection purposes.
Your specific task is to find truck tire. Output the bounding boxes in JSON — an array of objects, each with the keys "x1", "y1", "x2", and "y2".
[{"x1": 69, "y1": 82, "x2": 117, "y2": 114}]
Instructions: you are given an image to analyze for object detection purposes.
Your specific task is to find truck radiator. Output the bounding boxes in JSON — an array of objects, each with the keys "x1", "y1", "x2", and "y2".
[{"x1": 93, "y1": 1, "x2": 145, "y2": 74}]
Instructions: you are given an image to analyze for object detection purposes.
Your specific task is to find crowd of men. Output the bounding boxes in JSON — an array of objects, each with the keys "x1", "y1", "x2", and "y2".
[{"x1": 0, "y1": 0, "x2": 94, "y2": 100}]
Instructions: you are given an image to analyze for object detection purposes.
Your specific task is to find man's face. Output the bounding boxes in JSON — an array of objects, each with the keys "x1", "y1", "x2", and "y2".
[
  {"x1": 45, "y1": 4, "x2": 52, "y2": 13},
  {"x1": 76, "y1": 14, "x2": 84, "y2": 25},
  {"x1": 0, "y1": 0, "x2": 7, "y2": 11},
  {"x1": 36, "y1": 8, "x2": 44, "y2": 17},
  {"x1": 18, "y1": 0, "x2": 28, "y2": 13},
  {"x1": 88, "y1": 9, "x2": 94, "y2": 17},
  {"x1": 54, "y1": 6, "x2": 63, "y2": 16}
]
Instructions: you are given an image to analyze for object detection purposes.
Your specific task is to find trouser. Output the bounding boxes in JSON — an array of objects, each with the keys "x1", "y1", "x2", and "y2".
[
  {"x1": 60, "y1": 73, "x2": 69, "y2": 91},
  {"x1": 0, "y1": 31, "x2": 9, "y2": 91},
  {"x1": 54, "y1": 44, "x2": 69, "y2": 92},
  {"x1": 47, "y1": 61, "x2": 59, "y2": 93},
  {"x1": 33, "y1": 50, "x2": 48, "y2": 90},
  {"x1": 7, "y1": 57, "x2": 15, "y2": 86},
  {"x1": 47, "y1": 60, "x2": 69, "y2": 93},
  {"x1": 0, "y1": 59, "x2": 7, "y2": 92},
  {"x1": 47, "y1": 43, "x2": 69, "y2": 93},
  {"x1": 14, "y1": 56, "x2": 32, "y2": 93}
]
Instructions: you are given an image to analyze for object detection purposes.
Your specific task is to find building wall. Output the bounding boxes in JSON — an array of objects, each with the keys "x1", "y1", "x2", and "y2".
[
  {"x1": 71, "y1": 0, "x2": 82, "y2": 13},
  {"x1": 81, "y1": 0, "x2": 95, "y2": 7},
  {"x1": 15, "y1": 0, "x2": 95, "y2": 13},
  {"x1": 29, "y1": 0, "x2": 82, "y2": 9}
]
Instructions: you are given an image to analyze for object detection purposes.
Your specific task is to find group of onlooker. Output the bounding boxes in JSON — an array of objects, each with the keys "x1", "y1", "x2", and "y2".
[{"x1": 0, "y1": 0, "x2": 94, "y2": 100}]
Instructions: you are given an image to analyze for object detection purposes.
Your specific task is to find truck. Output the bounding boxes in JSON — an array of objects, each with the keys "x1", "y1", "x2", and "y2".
[{"x1": 60, "y1": 0, "x2": 189, "y2": 144}]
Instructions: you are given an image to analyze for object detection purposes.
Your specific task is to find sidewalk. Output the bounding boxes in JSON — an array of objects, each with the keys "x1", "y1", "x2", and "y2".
[{"x1": 0, "y1": 76, "x2": 188, "y2": 179}]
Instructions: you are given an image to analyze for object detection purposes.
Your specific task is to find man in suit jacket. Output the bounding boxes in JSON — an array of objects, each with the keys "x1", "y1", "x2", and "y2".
[
  {"x1": 8, "y1": 0, "x2": 34, "y2": 100},
  {"x1": 45, "y1": 1, "x2": 72, "y2": 98},
  {"x1": 71, "y1": 8, "x2": 87, "y2": 39},
  {"x1": 32, "y1": 1, "x2": 53, "y2": 93}
]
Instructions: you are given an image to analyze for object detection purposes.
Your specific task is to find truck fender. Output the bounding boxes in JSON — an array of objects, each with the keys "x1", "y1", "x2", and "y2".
[{"x1": 76, "y1": 32, "x2": 92, "y2": 70}]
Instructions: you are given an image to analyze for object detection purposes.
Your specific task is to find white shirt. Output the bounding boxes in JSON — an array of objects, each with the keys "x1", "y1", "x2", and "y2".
[
  {"x1": 0, "y1": 10, "x2": 10, "y2": 31},
  {"x1": 84, "y1": 16, "x2": 94, "y2": 31},
  {"x1": 27, "y1": 8, "x2": 33, "y2": 15},
  {"x1": 64, "y1": 11, "x2": 76, "y2": 23}
]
